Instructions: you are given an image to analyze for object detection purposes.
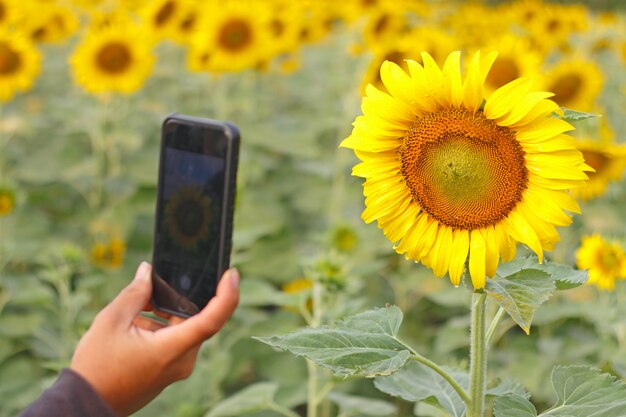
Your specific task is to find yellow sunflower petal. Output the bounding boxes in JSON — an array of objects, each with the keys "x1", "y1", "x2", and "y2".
[
  {"x1": 498, "y1": 91, "x2": 554, "y2": 127},
  {"x1": 469, "y1": 229, "x2": 487, "y2": 289},
  {"x1": 484, "y1": 77, "x2": 533, "y2": 120},
  {"x1": 495, "y1": 224, "x2": 516, "y2": 262},
  {"x1": 442, "y1": 51, "x2": 463, "y2": 108},
  {"x1": 484, "y1": 226, "x2": 499, "y2": 277},
  {"x1": 505, "y1": 209, "x2": 544, "y2": 262},
  {"x1": 431, "y1": 225, "x2": 453, "y2": 277},
  {"x1": 449, "y1": 229, "x2": 470, "y2": 286}
]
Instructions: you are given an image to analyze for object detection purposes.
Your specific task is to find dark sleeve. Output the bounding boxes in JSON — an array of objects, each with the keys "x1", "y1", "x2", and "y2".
[{"x1": 18, "y1": 368, "x2": 117, "y2": 417}]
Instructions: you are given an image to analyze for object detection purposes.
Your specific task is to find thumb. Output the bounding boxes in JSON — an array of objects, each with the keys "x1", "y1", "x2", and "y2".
[{"x1": 100, "y1": 262, "x2": 153, "y2": 327}]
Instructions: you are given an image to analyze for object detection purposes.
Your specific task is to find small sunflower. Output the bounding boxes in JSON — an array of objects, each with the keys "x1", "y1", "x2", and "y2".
[
  {"x1": 360, "y1": 5, "x2": 410, "y2": 51},
  {"x1": 91, "y1": 237, "x2": 126, "y2": 269},
  {"x1": 360, "y1": 27, "x2": 455, "y2": 95},
  {"x1": 21, "y1": 2, "x2": 79, "y2": 44},
  {"x1": 0, "y1": 187, "x2": 15, "y2": 216},
  {"x1": 342, "y1": 50, "x2": 590, "y2": 289},
  {"x1": 139, "y1": 0, "x2": 183, "y2": 41},
  {"x1": 572, "y1": 138, "x2": 626, "y2": 201},
  {"x1": 539, "y1": 57, "x2": 604, "y2": 111},
  {"x1": 70, "y1": 21, "x2": 155, "y2": 94},
  {"x1": 576, "y1": 234, "x2": 626, "y2": 291},
  {"x1": 165, "y1": 186, "x2": 213, "y2": 250},
  {"x1": 189, "y1": 1, "x2": 271, "y2": 73},
  {"x1": 0, "y1": 30, "x2": 41, "y2": 102},
  {"x1": 474, "y1": 34, "x2": 543, "y2": 95}
]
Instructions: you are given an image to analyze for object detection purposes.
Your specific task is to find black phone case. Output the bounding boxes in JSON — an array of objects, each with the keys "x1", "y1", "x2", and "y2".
[{"x1": 151, "y1": 113, "x2": 240, "y2": 318}]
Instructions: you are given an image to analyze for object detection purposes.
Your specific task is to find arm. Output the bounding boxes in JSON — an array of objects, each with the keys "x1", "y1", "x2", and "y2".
[{"x1": 19, "y1": 262, "x2": 240, "y2": 417}]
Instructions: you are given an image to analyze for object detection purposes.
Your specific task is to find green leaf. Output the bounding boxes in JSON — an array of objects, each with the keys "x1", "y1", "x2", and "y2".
[
  {"x1": 487, "y1": 378, "x2": 530, "y2": 399},
  {"x1": 540, "y1": 366, "x2": 626, "y2": 416},
  {"x1": 327, "y1": 392, "x2": 397, "y2": 416},
  {"x1": 493, "y1": 394, "x2": 537, "y2": 417},
  {"x1": 374, "y1": 361, "x2": 468, "y2": 417},
  {"x1": 559, "y1": 108, "x2": 601, "y2": 122},
  {"x1": 498, "y1": 256, "x2": 588, "y2": 290},
  {"x1": 204, "y1": 382, "x2": 278, "y2": 417},
  {"x1": 485, "y1": 269, "x2": 555, "y2": 334},
  {"x1": 255, "y1": 305, "x2": 412, "y2": 377}
]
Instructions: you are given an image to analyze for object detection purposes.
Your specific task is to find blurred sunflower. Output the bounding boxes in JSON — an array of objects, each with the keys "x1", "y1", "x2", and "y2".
[
  {"x1": 360, "y1": 5, "x2": 410, "y2": 51},
  {"x1": 540, "y1": 57, "x2": 604, "y2": 112},
  {"x1": 70, "y1": 21, "x2": 155, "y2": 94},
  {"x1": 282, "y1": 277, "x2": 313, "y2": 313},
  {"x1": 0, "y1": 187, "x2": 15, "y2": 216},
  {"x1": 265, "y1": 0, "x2": 304, "y2": 58},
  {"x1": 572, "y1": 138, "x2": 626, "y2": 201},
  {"x1": 475, "y1": 35, "x2": 542, "y2": 95},
  {"x1": 576, "y1": 234, "x2": 626, "y2": 291},
  {"x1": 165, "y1": 186, "x2": 212, "y2": 250},
  {"x1": 91, "y1": 237, "x2": 126, "y2": 269},
  {"x1": 0, "y1": 0, "x2": 20, "y2": 29},
  {"x1": 21, "y1": 2, "x2": 79, "y2": 44},
  {"x1": 169, "y1": 0, "x2": 200, "y2": 45},
  {"x1": 342, "y1": 50, "x2": 590, "y2": 288},
  {"x1": 360, "y1": 26, "x2": 455, "y2": 94},
  {"x1": 524, "y1": 3, "x2": 589, "y2": 53},
  {"x1": 139, "y1": 0, "x2": 183, "y2": 41},
  {"x1": 188, "y1": 1, "x2": 271, "y2": 73},
  {"x1": 0, "y1": 30, "x2": 41, "y2": 102}
]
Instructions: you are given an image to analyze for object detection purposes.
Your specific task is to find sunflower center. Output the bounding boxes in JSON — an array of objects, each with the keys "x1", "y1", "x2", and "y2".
[
  {"x1": 96, "y1": 42, "x2": 132, "y2": 74},
  {"x1": 155, "y1": 1, "x2": 176, "y2": 27},
  {"x1": 486, "y1": 57, "x2": 520, "y2": 89},
  {"x1": 218, "y1": 19, "x2": 252, "y2": 52},
  {"x1": 0, "y1": 42, "x2": 21, "y2": 75},
  {"x1": 550, "y1": 73, "x2": 582, "y2": 104},
  {"x1": 400, "y1": 108, "x2": 528, "y2": 230},
  {"x1": 175, "y1": 200, "x2": 205, "y2": 237}
]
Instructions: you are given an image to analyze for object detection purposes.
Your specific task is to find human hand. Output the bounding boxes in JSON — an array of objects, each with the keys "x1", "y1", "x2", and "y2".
[{"x1": 71, "y1": 262, "x2": 239, "y2": 417}]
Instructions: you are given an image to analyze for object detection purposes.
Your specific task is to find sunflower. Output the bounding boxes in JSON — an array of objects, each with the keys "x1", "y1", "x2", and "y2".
[
  {"x1": 0, "y1": 0, "x2": 21, "y2": 29},
  {"x1": 571, "y1": 138, "x2": 626, "y2": 201},
  {"x1": 165, "y1": 186, "x2": 213, "y2": 250},
  {"x1": 360, "y1": 26, "x2": 455, "y2": 94},
  {"x1": 0, "y1": 187, "x2": 15, "y2": 216},
  {"x1": 188, "y1": 1, "x2": 272, "y2": 73},
  {"x1": 139, "y1": 0, "x2": 183, "y2": 41},
  {"x1": 576, "y1": 234, "x2": 626, "y2": 291},
  {"x1": 0, "y1": 30, "x2": 41, "y2": 102},
  {"x1": 539, "y1": 57, "x2": 604, "y2": 112},
  {"x1": 91, "y1": 237, "x2": 126, "y2": 269},
  {"x1": 474, "y1": 34, "x2": 543, "y2": 95},
  {"x1": 360, "y1": 5, "x2": 410, "y2": 51},
  {"x1": 70, "y1": 21, "x2": 155, "y2": 94},
  {"x1": 21, "y1": 2, "x2": 79, "y2": 44},
  {"x1": 341, "y1": 50, "x2": 590, "y2": 289}
]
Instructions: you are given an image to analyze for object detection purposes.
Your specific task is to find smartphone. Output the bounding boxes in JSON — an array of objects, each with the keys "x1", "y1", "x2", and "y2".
[{"x1": 151, "y1": 114, "x2": 240, "y2": 317}]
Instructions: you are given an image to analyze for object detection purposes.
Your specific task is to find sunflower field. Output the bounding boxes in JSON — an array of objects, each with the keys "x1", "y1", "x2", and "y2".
[{"x1": 1, "y1": 0, "x2": 626, "y2": 416}]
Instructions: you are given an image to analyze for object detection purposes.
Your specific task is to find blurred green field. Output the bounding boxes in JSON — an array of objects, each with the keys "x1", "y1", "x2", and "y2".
[{"x1": 1, "y1": 0, "x2": 626, "y2": 416}]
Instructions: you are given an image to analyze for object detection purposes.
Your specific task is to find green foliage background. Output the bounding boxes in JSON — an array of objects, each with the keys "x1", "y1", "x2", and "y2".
[{"x1": 2, "y1": 8, "x2": 626, "y2": 417}]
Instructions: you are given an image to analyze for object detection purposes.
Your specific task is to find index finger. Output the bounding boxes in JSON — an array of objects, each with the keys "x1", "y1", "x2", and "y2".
[{"x1": 159, "y1": 268, "x2": 240, "y2": 352}]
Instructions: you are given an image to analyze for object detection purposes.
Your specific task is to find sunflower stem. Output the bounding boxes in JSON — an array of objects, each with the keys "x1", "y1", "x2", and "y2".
[
  {"x1": 468, "y1": 292, "x2": 488, "y2": 417},
  {"x1": 307, "y1": 279, "x2": 324, "y2": 417}
]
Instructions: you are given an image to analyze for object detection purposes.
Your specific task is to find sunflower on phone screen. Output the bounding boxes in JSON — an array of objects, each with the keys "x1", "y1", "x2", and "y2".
[{"x1": 165, "y1": 185, "x2": 213, "y2": 250}]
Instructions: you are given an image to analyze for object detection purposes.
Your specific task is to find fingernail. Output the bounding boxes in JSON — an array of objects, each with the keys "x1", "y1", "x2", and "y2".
[
  {"x1": 230, "y1": 268, "x2": 240, "y2": 290},
  {"x1": 135, "y1": 262, "x2": 150, "y2": 281}
]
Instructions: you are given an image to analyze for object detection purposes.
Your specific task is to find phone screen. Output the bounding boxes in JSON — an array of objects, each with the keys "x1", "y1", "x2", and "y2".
[{"x1": 152, "y1": 118, "x2": 232, "y2": 316}]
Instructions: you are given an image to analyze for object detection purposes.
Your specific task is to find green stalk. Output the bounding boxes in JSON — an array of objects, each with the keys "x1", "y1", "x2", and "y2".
[
  {"x1": 409, "y1": 354, "x2": 471, "y2": 405},
  {"x1": 307, "y1": 279, "x2": 324, "y2": 417},
  {"x1": 486, "y1": 307, "x2": 506, "y2": 345},
  {"x1": 467, "y1": 292, "x2": 488, "y2": 417}
]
